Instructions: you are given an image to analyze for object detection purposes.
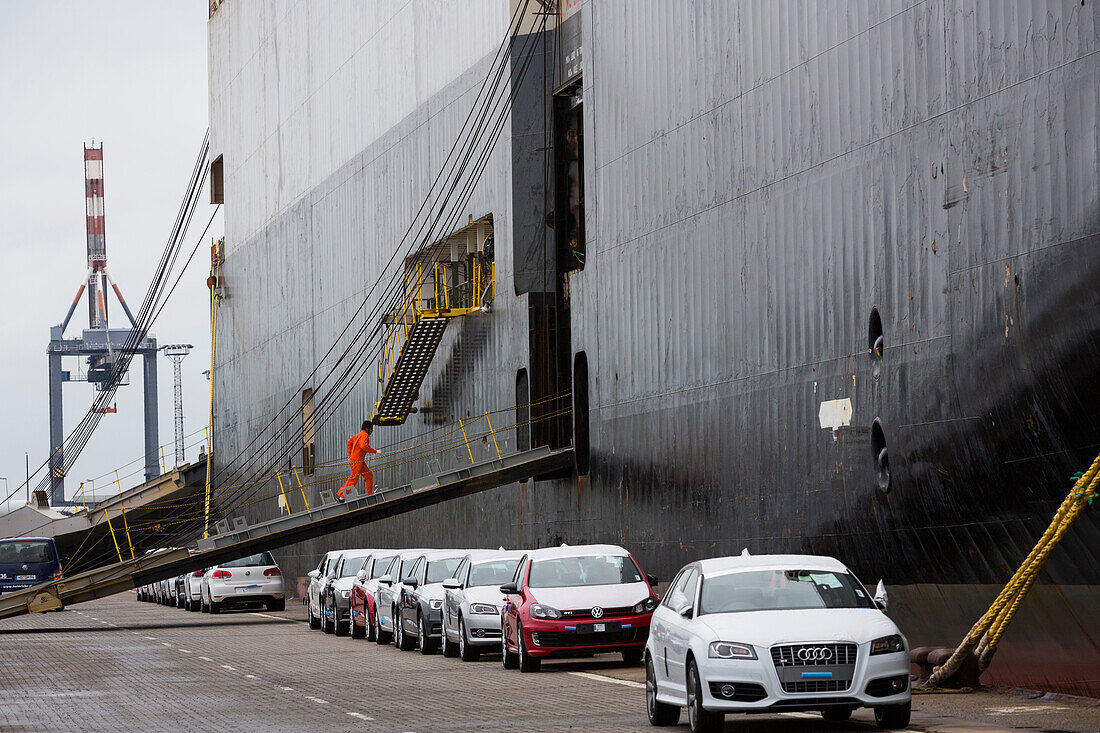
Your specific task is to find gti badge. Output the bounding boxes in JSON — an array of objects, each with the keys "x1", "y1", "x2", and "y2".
[{"x1": 591, "y1": 606, "x2": 604, "y2": 618}]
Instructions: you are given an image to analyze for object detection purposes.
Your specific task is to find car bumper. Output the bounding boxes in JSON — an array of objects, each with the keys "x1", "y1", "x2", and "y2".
[
  {"x1": 695, "y1": 651, "x2": 911, "y2": 712},
  {"x1": 521, "y1": 614, "x2": 651, "y2": 658},
  {"x1": 463, "y1": 612, "x2": 503, "y2": 646},
  {"x1": 208, "y1": 579, "x2": 285, "y2": 604}
]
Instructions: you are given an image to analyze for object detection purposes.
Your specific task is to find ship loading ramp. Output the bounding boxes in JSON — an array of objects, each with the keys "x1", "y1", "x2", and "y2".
[
  {"x1": 0, "y1": 458, "x2": 208, "y2": 574},
  {"x1": 0, "y1": 445, "x2": 572, "y2": 621}
]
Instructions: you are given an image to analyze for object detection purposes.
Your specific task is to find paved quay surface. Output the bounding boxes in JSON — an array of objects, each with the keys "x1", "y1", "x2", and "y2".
[{"x1": 1, "y1": 595, "x2": 1098, "y2": 732}]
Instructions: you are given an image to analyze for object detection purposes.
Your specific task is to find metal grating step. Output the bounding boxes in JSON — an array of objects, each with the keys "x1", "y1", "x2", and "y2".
[{"x1": 374, "y1": 318, "x2": 449, "y2": 425}]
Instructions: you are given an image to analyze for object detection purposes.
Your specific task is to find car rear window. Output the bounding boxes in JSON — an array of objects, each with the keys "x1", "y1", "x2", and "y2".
[
  {"x1": 528, "y1": 555, "x2": 643, "y2": 588},
  {"x1": 221, "y1": 552, "x2": 276, "y2": 568},
  {"x1": 0, "y1": 540, "x2": 55, "y2": 564},
  {"x1": 469, "y1": 559, "x2": 521, "y2": 587},
  {"x1": 699, "y1": 569, "x2": 876, "y2": 614}
]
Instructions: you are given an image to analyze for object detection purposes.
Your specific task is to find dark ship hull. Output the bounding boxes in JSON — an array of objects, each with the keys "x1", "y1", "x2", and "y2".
[{"x1": 207, "y1": 1, "x2": 1100, "y2": 695}]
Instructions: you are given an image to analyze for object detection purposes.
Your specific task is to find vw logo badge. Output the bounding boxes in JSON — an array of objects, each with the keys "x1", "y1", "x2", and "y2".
[
  {"x1": 244, "y1": 570, "x2": 251, "y2": 576},
  {"x1": 591, "y1": 606, "x2": 604, "y2": 618},
  {"x1": 22, "y1": 564, "x2": 28, "y2": 571},
  {"x1": 796, "y1": 647, "x2": 832, "y2": 662}
]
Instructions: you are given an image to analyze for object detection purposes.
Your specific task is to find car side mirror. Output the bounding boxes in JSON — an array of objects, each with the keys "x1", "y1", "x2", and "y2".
[
  {"x1": 678, "y1": 603, "x2": 694, "y2": 619},
  {"x1": 646, "y1": 573, "x2": 659, "y2": 586},
  {"x1": 356, "y1": 570, "x2": 367, "y2": 583},
  {"x1": 442, "y1": 578, "x2": 461, "y2": 590},
  {"x1": 874, "y1": 580, "x2": 888, "y2": 611},
  {"x1": 499, "y1": 582, "x2": 519, "y2": 595},
  {"x1": 307, "y1": 570, "x2": 319, "y2": 579},
  {"x1": 402, "y1": 577, "x2": 419, "y2": 588},
  {"x1": 378, "y1": 574, "x2": 392, "y2": 586}
]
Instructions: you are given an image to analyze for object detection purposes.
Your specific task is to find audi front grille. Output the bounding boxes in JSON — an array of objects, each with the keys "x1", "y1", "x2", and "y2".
[{"x1": 770, "y1": 643, "x2": 858, "y2": 694}]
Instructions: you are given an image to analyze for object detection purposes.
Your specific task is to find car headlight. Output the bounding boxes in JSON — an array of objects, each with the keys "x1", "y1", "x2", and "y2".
[
  {"x1": 340, "y1": 590, "x2": 350, "y2": 599},
  {"x1": 470, "y1": 603, "x2": 497, "y2": 615},
  {"x1": 530, "y1": 603, "x2": 563, "y2": 620},
  {"x1": 428, "y1": 599, "x2": 443, "y2": 610},
  {"x1": 632, "y1": 596, "x2": 660, "y2": 614},
  {"x1": 708, "y1": 641, "x2": 757, "y2": 660},
  {"x1": 870, "y1": 634, "x2": 905, "y2": 655}
]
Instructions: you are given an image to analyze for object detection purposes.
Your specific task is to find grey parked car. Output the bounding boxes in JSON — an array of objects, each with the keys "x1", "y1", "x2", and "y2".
[
  {"x1": 375, "y1": 549, "x2": 428, "y2": 644},
  {"x1": 320, "y1": 549, "x2": 373, "y2": 636},
  {"x1": 441, "y1": 550, "x2": 524, "y2": 661},
  {"x1": 395, "y1": 550, "x2": 468, "y2": 653}
]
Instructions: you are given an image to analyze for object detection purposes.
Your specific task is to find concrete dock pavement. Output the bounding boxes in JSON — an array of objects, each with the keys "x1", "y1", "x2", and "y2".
[{"x1": 0, "y1": 595, "x2": 1096, "y2": 732}]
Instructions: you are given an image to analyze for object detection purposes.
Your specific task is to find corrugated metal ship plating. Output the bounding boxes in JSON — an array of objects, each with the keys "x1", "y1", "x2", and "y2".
[{"x1": 207, "y1": 1, "x2": 1100, "y2": 695}]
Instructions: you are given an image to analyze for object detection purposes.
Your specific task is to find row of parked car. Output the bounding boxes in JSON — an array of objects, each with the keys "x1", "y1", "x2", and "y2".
[
  {"x1": 303, "y1": 543, "x2": 913, "y2": 732},
  {"x1": 136, "y1": 551, "x2": 285, "y2": 613}
]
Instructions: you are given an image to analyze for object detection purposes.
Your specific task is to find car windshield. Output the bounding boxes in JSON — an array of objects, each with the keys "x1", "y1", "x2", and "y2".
[
  {"x1": 0, "y1": 540, "x2": 53, "y2": 564},
  {"x1": 469, "y1": 559, "x2": 521, "y2": 587},
  {"x1": 339, "y1": 554, "x2": 370, "y2": 578},
  {"x1": 699, "y1": 569, "x2": 876, "y2": 614},
  {"x1": 221, "y1": 552, "x2": 276, "y2": 568},
  {"x1": 528, "y1": 555, "x2": 643, "y2": 588},
  {"x1": 426, "y1": 558, "x2": 463, "y2": 584},
  {"x1": 370, "y1": 556, "x2": 396, "y2": 579}
]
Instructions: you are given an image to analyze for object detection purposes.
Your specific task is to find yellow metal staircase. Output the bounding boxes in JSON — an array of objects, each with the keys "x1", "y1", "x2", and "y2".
[{"x1": 373, "y1": 216, "x2": 494, "y2": 426}]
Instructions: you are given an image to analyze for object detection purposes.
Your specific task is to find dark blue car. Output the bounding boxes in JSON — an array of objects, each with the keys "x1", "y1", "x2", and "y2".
[{"x1": 0, "y1": 537, "x2": 63, "y2": 596}]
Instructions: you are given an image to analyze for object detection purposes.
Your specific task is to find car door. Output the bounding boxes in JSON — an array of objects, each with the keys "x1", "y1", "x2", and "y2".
[
  {"x1": 659, "y1": 567, "x2": 697, "y2": 699},
  {"x1": 444, "y1": 558, "x2": 469, "y2": 638},
  {"x1": 402, "y1": 557, "x2": 426, "y2": 635},
  {"x1": 501, "y1": 556, "x2": 528, "y2": 650},
  {"x1": 651, "y1": 568, "x2": 687, "y2": 686}
]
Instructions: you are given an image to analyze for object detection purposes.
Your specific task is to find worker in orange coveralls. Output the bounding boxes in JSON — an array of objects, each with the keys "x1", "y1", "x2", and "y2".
[{"x1": 337, "y1": 420, "x2": 378, "y2": 502}]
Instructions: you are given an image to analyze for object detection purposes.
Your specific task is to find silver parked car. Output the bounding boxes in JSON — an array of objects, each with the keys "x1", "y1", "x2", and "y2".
[
  {"x1": 375, "y1": 549, "x2": 428, "y2": 644},
  {"x1": 200, "y1": 551, "x2": 285, "y2": 613},
  {"x1": 320, "y1": 549, "x2": 373, "y2": 636},
  {"x1": 442, "y1": 550, "x2": 524, "y2": 661},
  {"x1": 306, "y1": 550, "x2": 345, "y2": 630},
  {"x1": 395, "y1": 550, "x2": 468, "y2": 654}
]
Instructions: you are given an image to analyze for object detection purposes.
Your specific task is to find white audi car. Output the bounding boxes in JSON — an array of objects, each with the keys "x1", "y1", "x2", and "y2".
[{"x1": 645, "y1": 553, "x2": 911, "y2": 732}]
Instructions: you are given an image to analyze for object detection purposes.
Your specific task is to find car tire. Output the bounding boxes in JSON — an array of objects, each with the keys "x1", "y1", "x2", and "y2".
[
  {"x1": 502, "y1": 625, "x2": 519, "y2": 669},
  {"x1": 441, "y1": 622, "x2": 458, "y2": 658},
  {"x1": 184, "y1": 598, "x2": 192, "y2": 612},
  {"x1": 459, "y1": 617, "x2": 480, "y2": 662},
  {"x1": 686, "y1": 659, "x2": 723, "y2": 733},
  {"x1": 517, "y1": 622, "x2": 541, "y2": 673},
  {"x1": 366, "y1": 607, "x2": 377, "y2": 642},
  {"x1": 323, "y1": 599, "x2": 335, "y2": 634},
  {"x1": 646, "y1": 656, "x2": 680, "y2": 726},
  {"x1": 621, "y1": 648, "x2": 644, "y2": 666},
  {"x1": 874, "y1": 701, "x2": 912, "y2": 730},
  {"x1": 822, "y1": 706, "x2": 854, "y2": 722},
  {"x1": 419, "y1": 613, "x2": 437, "y2": 655},
  {"x1": 335, "y1": 606, "x2": 349, "y2": 637},
  {"x1": 375, "y1": 612, "x2": 391, "y2": 645},
  {"x1": 308, "y1": 597, "x2": 321, "y2": 630},
  {"x1": 397, "y1": 610, "x2": 416, "y2": 651},
  {"x1": 209, "y1": 600, "x2": 221, "y2": 615},
  {"x1": 351, "y1": 615, "x2": 366, "y2": 639},
  {"x1": 190, "y1": 598, "x2": 201, "y2": 612},
  {"x1": 200, "y1": 595, "x2": 209, "y2": 613},
  {"x1": 267, "y1": 599, "x2": 286, "y2": 612}
]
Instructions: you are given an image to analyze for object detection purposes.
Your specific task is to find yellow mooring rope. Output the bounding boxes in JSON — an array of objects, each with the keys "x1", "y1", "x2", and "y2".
[{"x1": 925, "y1": 452, "x2": 1100, "y2": 687}]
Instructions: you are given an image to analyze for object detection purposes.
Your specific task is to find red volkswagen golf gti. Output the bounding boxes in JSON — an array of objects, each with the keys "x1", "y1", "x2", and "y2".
[{"x1": 500, "y1": 544, "x2": 659, "y2": 672}]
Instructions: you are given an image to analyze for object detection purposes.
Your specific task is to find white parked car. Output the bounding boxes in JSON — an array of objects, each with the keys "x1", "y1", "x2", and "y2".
[
  {"x1": 306, "y1": 550, "x2": 345, "y2": 630},
  {"x1": 645, "y1": 553, "x2": 911, "y2": 732},
  {"x1": 181, "y1": 568, "x2": 205, "y2": 611},
  {"x1": 200, "y1": 551, "x2": 285, "y2": 613}
]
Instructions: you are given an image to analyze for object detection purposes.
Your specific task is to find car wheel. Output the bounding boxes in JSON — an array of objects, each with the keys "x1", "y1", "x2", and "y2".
[
  {"x1": 366, "y1": 607, "x2": 377, "y2": 642},
  {"x1": 375, "y1": 611, "x2": 391, "y2": 645},
  {"x1": 351, "y1": 612, "x2": 366, "y2": 639},
  {"x1": 335, "y1": 605, "x2": 349, "y2": 637},
  {"x1": 209, "y1": 599, "x2": 221, "y2": 615},
  {"x1": 874, "y1": 701, "x2": 911, "y2": 730},
  {"x1": 323, "y1": 598, "x2": 335, "y2": 634},
  {"x1": 268, "y1": 599, "x2": 286, "y2": 612},
  {"x1": 200, "y1": 594, "x2": 209, "y2": 613},
  {"x1": 822, "y1": 706, "x2": 854, "y2": 722},
  {"x1": 502, "y1": 625, "x2": 519, "y2": 669},
  {"x1": 621, "y1": 648, "x2": 643, "y2": 666},
  {"x1": 419, "y1": 613, "x2": 437, "y2": 655},
  {"x1": 184, "y1": 598, "x2": 192, "y2": 612},
  {"x1": 459, "y1": 617, "x2": 480, "y2": 662},
  {"x1": 686, "y1": 659, "x2": 723, "y2": 733},
  {"x1": 190, "y1": 598, "x2": 201, "y2": 612},
  {"x1": 308, "y1": 597, "x2": 321, "y2": 629},
  {"x1": 646, "y1": 655, "x2": 680, "y2": 726},
  {"x1": 517, "y1": 622, "x2": 541, "y2": 673},
  {"x1": 397, "y1": 609, "x2": 416, "y2": 651},
  {"x1": 441, "y1": 621, "x2": 458, "y2": 658}
]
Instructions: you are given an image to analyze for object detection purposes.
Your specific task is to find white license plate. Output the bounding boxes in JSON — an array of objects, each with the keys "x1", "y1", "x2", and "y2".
[
  {"x1": 238, "y1": 585, "x2": 260, "y2": 592},
  {"x1": 16, "y1": 575, "x2": 36, "y2": 581},
  {"x1": 593, "y1": 623, "x2": 605, "y2": 632}
]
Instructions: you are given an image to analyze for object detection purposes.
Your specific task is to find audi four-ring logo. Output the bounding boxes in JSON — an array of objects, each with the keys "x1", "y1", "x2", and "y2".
[
  {"x1": 796, "y1": 647, "x2": 833, "y2": 661},
  {"x1": 591, "y1": 606, "x2": 604, "y2": 618}
]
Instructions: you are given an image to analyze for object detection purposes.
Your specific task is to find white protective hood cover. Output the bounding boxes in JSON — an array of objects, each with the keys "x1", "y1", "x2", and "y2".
[
  {"x1": 529, "y1": 582, "x2": 651, "y2": 611},
  {"x1": 695, "y1": 608, "x2": 901, "y2": 646}
]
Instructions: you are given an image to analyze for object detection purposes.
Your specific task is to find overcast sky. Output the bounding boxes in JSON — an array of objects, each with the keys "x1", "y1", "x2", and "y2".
[{"x1": 0, "y1": 2, "x2": 218, "y2": 511}]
